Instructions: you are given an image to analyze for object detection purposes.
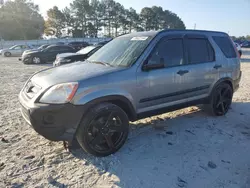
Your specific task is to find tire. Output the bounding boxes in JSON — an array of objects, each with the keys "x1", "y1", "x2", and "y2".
[
  {"x1": 239, "y1": 51, "x2": 242, "y2": 57},
  {"x1": 4, "y1": 52, "x2": 11, "y2": 57},
  {"x1": 32, "y1": 56, "x2": 41, "y2": 64},
  {"x1": 76, "y1": 103, "x2": 129, "y2": 157},
  {"x1": 204, "y1": 82, "x2": 233, "y2": 116}
]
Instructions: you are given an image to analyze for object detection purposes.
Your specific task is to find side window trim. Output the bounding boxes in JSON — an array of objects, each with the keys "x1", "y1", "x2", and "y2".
[
  {"x1": 184, "y1": 37, "x2": 215, "y2": 64},
  {"x1": 206, "y1": 38, "x2": 216, "y2": 62},
  {"x1": 144, "y1": 36, "x2": 187, "y2": 69}
]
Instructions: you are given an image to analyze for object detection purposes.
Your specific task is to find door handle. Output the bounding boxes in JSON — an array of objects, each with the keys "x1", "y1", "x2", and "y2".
[
  {"x1": 177, "y1": 70, "x2": 189, "y2": 76},
  {"x1": 214, "y1": 65, "x2": 222, "y2": 69}
]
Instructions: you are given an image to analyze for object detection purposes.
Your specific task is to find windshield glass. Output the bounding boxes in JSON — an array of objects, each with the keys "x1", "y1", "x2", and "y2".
[
  {"x1": 77, "y1": 46, "x2": 96, "y2": 55},
  {"x1": 38, "y1": 45, "x2": 48, "y2": 50},
  {"x1": 9, "y1": 45, "x2": 18, "y2": 50},
  {"x1": 87, "y1": 36, "x2": 152, "y2": 67}
]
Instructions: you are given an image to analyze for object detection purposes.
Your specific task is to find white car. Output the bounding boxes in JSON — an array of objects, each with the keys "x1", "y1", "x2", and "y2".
[
  {"x1": 234, "y1": 42, "x2": 242, "y2": 57},
  {"x1": 0, "y1": 45, "x2": 33, "y2": 57}
]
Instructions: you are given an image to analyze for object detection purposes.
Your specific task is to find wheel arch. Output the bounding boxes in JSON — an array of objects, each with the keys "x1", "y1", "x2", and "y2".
[
  {"x1": 77, "y1": 95, "x2": 137, "y2": 122},
  {"x1": 209, "y1": 77, "x2": 233, "y2": 99}
]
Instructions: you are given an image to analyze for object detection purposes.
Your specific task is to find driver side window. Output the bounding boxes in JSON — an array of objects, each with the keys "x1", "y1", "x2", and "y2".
[{"x1": 147, "y1": 38, "x2": 184, "y2": 67}]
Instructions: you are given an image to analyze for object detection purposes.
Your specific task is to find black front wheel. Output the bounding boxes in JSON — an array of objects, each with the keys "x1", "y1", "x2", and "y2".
[
  {"x1": 4, "y1": 52, "x2": 11, "y2": 57},
  {"x1": 76, "y1": 103, "x2": 129, "y2": 157},
  {"x1": 32, "y1": 57, "x2": 41, "y2": 64},
  {"x1": 205, "y1": 83, "x2": 233, "y2": 116}
]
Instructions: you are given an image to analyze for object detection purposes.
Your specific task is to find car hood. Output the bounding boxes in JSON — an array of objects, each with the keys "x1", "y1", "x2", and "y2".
[
  {"x1": 31, "y1": 61, "x2": 122, "y2": 88},
  {"x1": 25, "y1": 50, "x2": 41, "y2": 56},
  {"x1": 26, "y1": 49, "x2": 39, "y2": 53},
  {"x1": 57, "y1": 53, "x2": 78, "y2": 58}
]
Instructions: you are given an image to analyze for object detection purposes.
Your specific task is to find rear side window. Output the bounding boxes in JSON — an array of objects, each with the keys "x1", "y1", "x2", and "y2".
[
  {"x1": 212, "y1": 36, "x2": 236, "y2": 58},
  {"x1": 187, "y1": 38, "x2": 215, "y2": 64}
]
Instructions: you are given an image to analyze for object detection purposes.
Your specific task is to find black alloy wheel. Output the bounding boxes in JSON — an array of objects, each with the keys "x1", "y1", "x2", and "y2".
[
  {"x1": 76, "y1": 103, "x2": 129, "y2": 157},
  {"x1": 212, "y1": 83, "x2": 233, "y2": 116}
]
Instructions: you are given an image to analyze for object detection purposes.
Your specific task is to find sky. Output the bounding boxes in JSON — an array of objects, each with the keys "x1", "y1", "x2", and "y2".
[{"x1": 33, "y1": 0, "x2": 250, "y2": 37}]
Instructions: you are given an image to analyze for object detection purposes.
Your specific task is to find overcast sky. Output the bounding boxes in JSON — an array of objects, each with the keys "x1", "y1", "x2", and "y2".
[{"x1": 33, "y1": 0, "x2": 250, "y2": 37}]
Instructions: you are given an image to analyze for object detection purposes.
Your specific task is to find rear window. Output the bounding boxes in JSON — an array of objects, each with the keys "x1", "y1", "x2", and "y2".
[
  {"x1": 187, "y1": 38, "x2": 215, "y2": 64},
  {"x1": 212, "y1": 36, "x2": 236, "y2": 58}
]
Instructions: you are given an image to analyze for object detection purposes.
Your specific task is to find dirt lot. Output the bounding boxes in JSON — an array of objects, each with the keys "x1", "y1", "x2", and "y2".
[{"x1": 0, "y1": 50, "x2": 250, "y2": 188}]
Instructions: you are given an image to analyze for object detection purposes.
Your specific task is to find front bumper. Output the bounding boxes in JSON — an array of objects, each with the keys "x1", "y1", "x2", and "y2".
[
  {"x1": 19, "y1": 92, "x2": 86, "y2": 141},
  {"x1": 21, "y1": 56, "x2": 33, "y2": 64}
]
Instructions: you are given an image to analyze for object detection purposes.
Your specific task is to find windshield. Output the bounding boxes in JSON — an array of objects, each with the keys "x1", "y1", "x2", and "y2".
[
  {"x1": 9, "y1": 45, "x2": 18, "y2": 50},
  {"x1": 87, "y1": 36, "x2": 152, "y2": 67},
  {"x1": 38, "y1": 45, "x2": 48, "y2": 50},
  {"x1": 77, "y1": 46, "x2": 96, "y2": 55}
]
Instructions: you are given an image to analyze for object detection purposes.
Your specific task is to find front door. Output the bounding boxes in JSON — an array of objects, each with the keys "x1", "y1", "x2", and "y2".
[
  {"x1": 11, "y1": 45, "x2": 22, "y2": 56},
  {"x1": 136, "y1": 36, "x2": 188, "y2": 113},
  {"x1": 46, "y1": 46, "x2": 62, "y2": 62}
]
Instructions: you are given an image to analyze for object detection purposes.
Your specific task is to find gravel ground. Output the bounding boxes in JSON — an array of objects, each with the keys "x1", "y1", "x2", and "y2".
[{"x1": 0, "y1": 50, "x2": 250, "y2": 188}]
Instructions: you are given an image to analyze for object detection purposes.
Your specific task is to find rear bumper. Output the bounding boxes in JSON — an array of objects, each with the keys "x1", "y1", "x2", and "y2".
[
  {"x1": 233, "y1": 71, "x2": 242, "y2": 92},
  {"x1": 19, "y1": 93, "x2": 86, "y2": 141}
]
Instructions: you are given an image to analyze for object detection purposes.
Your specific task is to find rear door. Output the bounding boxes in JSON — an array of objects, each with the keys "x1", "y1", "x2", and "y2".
[
  {"x1": 178, "y1": 34, "x2": 218, "y2": 100},
  {"x1": 20, "y1": 45, "x2": 29, "y2": 56}
]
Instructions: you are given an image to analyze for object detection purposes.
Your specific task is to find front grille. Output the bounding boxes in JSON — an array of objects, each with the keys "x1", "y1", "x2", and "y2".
[{"x1": 24, "y1": 81, "x2": 41, "y2": 99}]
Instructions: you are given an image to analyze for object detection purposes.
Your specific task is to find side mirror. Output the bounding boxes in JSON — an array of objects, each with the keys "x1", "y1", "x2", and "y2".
[{"x1": 142, "y1": 63, "x2": 165, "y2": 71}]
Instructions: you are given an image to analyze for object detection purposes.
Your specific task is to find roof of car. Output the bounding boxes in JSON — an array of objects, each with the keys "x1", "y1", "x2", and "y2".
[
  {"x1": 120, "y1": 29, "x2": 228, "y2": 38},
  {"x1": 47, "y1": 44, "x2": 71, "y2": 47}
]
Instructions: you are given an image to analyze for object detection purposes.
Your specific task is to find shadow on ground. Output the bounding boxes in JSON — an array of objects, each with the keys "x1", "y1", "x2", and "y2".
[{"x1": 69, "y1": 102, "x2": 250, "y2": 187}]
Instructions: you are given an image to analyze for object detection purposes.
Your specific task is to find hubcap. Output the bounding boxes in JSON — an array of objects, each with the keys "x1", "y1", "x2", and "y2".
[
  {"x1": 87, "y1": 111, "x2": 126, "y2": 153},
  {"x1": 214, "y1": 86, "x2": 232, "y2": 115},
  {"x1": 33, "y1": 57, "x2": 40, "y2": 64}
]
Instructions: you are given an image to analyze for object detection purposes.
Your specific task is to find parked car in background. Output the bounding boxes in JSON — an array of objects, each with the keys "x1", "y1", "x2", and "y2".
[
  {"x1": 68, "y1": 41, "x2": 89, "y2": 50},
  {"x1": 241, "y1": 41, "x2": 250, "y2": 48},
  {"x1": 95, "y1": 39, "x2": 112, "y2": 46},
  {"x1": 56, "y1": 42, "x2": 65, "y2": 45},
  {"x1": 21, "y1": 45, "x2": 76, "y2": 64},
  {"x1": 0, "y1": 45, "x2": 33, "y2": 57},
  {"x1": 234, "y1": 42, "x2": 242, "y2": 57},
  {"x1": 19, "y1": 30, "x2": 241, "y2": 157},
  {"x1": 21, "y1": 44, "x2": 50, "y2": 58},
  {"x1": 53, "y1": 45, "x2": 103, "y2": 67}
]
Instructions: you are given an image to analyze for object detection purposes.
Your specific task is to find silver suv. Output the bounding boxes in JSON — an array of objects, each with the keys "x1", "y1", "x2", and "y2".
[{"x1": 19, "y1": 30, "x2": 241, "y2": 157}]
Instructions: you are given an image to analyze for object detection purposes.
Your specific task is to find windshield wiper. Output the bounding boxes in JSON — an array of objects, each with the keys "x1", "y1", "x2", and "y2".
[{"x1": 89, "y1": 60, "x2": 113, "y2": 67}]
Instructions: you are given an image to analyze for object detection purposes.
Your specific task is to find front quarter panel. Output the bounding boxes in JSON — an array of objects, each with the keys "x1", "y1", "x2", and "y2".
[{"x1": 71, "y1": 68, "x2": 138, "y2": 113}]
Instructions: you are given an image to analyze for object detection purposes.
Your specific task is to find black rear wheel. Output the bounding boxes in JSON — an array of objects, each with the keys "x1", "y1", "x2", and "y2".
[
  {"x1": 76, "y1": 103, "x2": 129, "y2": 157},
  {"x1": 205, "y1": 83, "x2": 233, "y2": 116}
]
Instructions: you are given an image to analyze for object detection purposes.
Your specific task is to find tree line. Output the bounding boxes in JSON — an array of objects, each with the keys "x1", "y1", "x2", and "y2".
[
  {"x1": 0, "y1": 0, "x2": 44, "y2": 40},
  {"x1": 44, "y1": 0, "x2": 186, "y2": 38},
  {"x1": 231, "y1": 35, "x2": 250, "y2": 42},
  {"x1": 0, "y1": 0, "x2": 186, "y2": 40}
]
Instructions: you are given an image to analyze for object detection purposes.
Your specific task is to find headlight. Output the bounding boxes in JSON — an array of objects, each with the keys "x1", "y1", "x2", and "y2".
[
  {"x1": 39, "y1": 82, "x2": 78, "y2": 104},
  {"x1": 59, "y1": 58, "x2": 71, "y2": 63},
  {"x1": 25, "y1": 54, "x2": 32, "y2": 58}
]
